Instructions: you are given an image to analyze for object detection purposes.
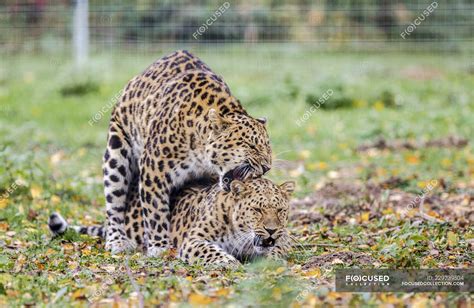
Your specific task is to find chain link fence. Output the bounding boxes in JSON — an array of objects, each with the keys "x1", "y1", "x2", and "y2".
[{"x1": 0, "y1": 0, "x2": 473, "y2": 55}]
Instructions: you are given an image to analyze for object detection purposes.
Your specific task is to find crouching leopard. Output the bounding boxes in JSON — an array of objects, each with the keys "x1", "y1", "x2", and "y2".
[
  {"x1": 102, "y1": 50, "x2": 272, "y2": 256},
  {"x1": 49, "y1": 178, "x2": 294, "y2": 266}
]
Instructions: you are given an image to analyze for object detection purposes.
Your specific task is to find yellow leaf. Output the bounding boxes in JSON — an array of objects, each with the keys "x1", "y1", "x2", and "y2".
[
  {"x1": 169, "y1": 292, "x2": 179, "y2": 302},
  {"x1": 380, "y1": 294, "x2": 400, "y2": 304},
  {"x1": 215, "y1": 288, "x2": 230, "y2": 297},
  {"x1": 0, "y1": 199, "x2": 8, "y2": 210},
  {"x1": 373, "y1": 100, "x2": 385, "y2": 110},
  {"x1": 307, "y1": 161, "x2": 328, "y2": 171},
  {"x1": 275, "y1": 267, "x2": 286, "y2": 274},
  {"x1": 299, "y1": 150, "x2": 311, "y2": 160},
  {"x1": 405, "y1": 154, "x2": 420, "y2": 165},
  {"x1": 353, "y1": 99, "x2": 368, "y2": 108},
  {"x1": 417, "y1": 181, "x2": 427, "y2": 189},
  {"x1": 447, "y1": 231, "x2": 458, "y2": 247},
  {"x1": 188, "y1": 293, "x2": 214, "y2": 305},
  {"x1": 411, "y1": 297, "x2": 429, "y2": 308},
  {"x1": 426, "y1": 210, "x2": 440, "y2": 218},
  {"x1": 272, "y1": 287, "x2": 282, "y2": 300},
  {"x1": 303, "y1": 268, "x2": 321, "y2": 277},
  {"x1": 50, "y1": 151, "x2": 65, "y2": 165},
  {"x1": 376, "y1": 167, "x2": 387, "y2": 177},
  {"x1": 441, "y1": 158, "x2": 452, "y2": 168},
  {"x1": 30, "y1": 186, "x2": 42, "y2": 199},
  {"x1": 317, "y1": 162, "x2": 328, "y2": 170},
  {"x1": 51, "y1": 195, "x2": 61, "y2": 205},
  {"x1": 360, "y1": 212, "x2": 370, "y2": 222},
  {"x1": 63, "y1": 243, "x2": 74, "y2": 252}
]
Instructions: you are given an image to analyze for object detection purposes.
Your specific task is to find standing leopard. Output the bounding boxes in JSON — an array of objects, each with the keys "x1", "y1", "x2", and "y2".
[
  {"x1": 49, "y1": 178, "x2": 294, "y2": 266},
  {"x1": 102, "y1": 50, "x2": 272, "y2": 256}
]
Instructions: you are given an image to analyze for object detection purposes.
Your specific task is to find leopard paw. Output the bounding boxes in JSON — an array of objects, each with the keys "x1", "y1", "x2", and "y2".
[
  {"x1": 213, "y1": 256, "x2": 241, "y2": 268},
  {"x1": 147, "y1": 246, "x2": 168, "y2": 258},
  {"x1": 105, "y1": 237, "x2": 137, "y2": 254}
]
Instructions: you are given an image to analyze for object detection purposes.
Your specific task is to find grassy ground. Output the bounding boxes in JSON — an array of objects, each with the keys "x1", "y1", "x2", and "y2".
[{"x1": 0, "y1": 48, "x2": 473, "y2": 307}]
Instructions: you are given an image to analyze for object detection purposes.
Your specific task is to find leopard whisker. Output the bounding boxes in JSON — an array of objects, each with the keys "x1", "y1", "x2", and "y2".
[
  {"x1": 287, "y1": 234, "x2": 309, "y2": 253},
  {"x1": 230, "y1": 232, "x2": 247, "y2": 254},
  {"x1": 235, "y1": 232, "x2": 254, "y2": 260},
  {"x1": 230, "y1": 231, "x2": 252, "y2": 258}
]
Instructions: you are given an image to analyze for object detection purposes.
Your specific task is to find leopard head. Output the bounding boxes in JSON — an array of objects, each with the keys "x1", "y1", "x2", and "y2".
[
  {"x1": 205, "y1": 109, "x2": 272, "y2": 190},
  {"x1": 229, "y1": 178, "x2": 295, "y2": 257}
]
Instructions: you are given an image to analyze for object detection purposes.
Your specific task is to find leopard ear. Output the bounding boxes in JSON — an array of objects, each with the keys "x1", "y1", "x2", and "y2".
[
  {"x1": 208, "y1": 109, "x2": 231, "y2": 132},
  {"x1": 279, "y1": 181, "x2": 295, "y2": 197},
  {"x1": 257, "y1": 117, "x2": 267, "y2": 125},
  {"x1": 230, "y1": 180, "x2": 246, "y2": 196}
]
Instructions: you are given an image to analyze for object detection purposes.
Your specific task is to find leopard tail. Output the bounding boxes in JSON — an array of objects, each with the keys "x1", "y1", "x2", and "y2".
[{"x1": 48, "y1": 212, "x2": 105, "y2": 239}]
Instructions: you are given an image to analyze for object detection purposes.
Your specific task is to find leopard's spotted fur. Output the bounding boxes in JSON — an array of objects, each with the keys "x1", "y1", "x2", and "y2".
[
  {"x1": 49, "y1": 178, "x2": 294, "y2": 266},
  {"x1": 102, "y1": 50, "x2": 272, "y2": 256}
]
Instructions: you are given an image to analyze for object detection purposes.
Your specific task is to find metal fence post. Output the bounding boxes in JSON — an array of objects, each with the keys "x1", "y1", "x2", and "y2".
[{"x1": 73, "y1": 0, "x2": 89, "y2": 67}]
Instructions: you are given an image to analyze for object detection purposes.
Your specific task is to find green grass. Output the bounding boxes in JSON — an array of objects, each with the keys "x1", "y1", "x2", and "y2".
[{"x1": 0, "y1": 48, "x2": 473, "y2": 306}]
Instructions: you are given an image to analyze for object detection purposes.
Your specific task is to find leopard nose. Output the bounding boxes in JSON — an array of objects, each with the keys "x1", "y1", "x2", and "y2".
[
  {"x1": 264, "y1": 227, "x2": 277, "y2": 236},
  {"x1": 262, "y1": 165, "x2": 270, "y2": 174}
]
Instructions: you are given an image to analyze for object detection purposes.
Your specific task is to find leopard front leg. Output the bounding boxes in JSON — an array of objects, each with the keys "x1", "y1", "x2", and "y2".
[
  {"x1": 139, "y1": 151, "x2": 173, "y2": 257},
  {"x1": 180, "y1": 238, "x2": 241, "y2": 267}
]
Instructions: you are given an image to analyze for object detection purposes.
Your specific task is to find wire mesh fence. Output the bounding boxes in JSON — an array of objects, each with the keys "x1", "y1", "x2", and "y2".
[{"x1": 0, "y1": 0, "x2": 473, "y2": 56}]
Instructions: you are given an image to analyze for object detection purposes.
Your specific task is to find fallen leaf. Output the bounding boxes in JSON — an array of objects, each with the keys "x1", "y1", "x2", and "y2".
[
  {"x1": 71, "y1": 289, "x2": 86, "y2": 300},
  {"x1": 30, "y1": 186, "x2": 42, "y2": 199},
  {"x1": 27, "y1": 209, "x2": 38, "y2": 221},
  {"x1": 272, "y1": 287, "x2": 282, "y2": 300},
  {"x1": 0, "y1": 222, "x2": 9, "y2": 232},
  {"x1": 188, "y1": 293, "x2": 214, "y2": 305},
  {"x1": 50, "y1": 151, "x2": 65, "y2": 165},
  {"x1": 215, "y1": 288, "x2": 230, "y2": 297},
  {"x1": 447, "y1": 231, "x2": 458, "y2": 247},
  {"x1": 405, "y1": 154, "x2": 420, "y2": 165},
  {"x1": 51, "y1": 195, "x2": 61, "y2": 205},
  {"x1": 303, "y1": 268, "x2": 321, "y2": 277},
  {"x1": 373, "y1": 100, "x2": 385, "y2": 110},
  {"x1": 299, "y1": 150, "x2": 311, "y2": 160},
  {"x1": 0, "y1": 199, "x2": 8, "y2": 210}
]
